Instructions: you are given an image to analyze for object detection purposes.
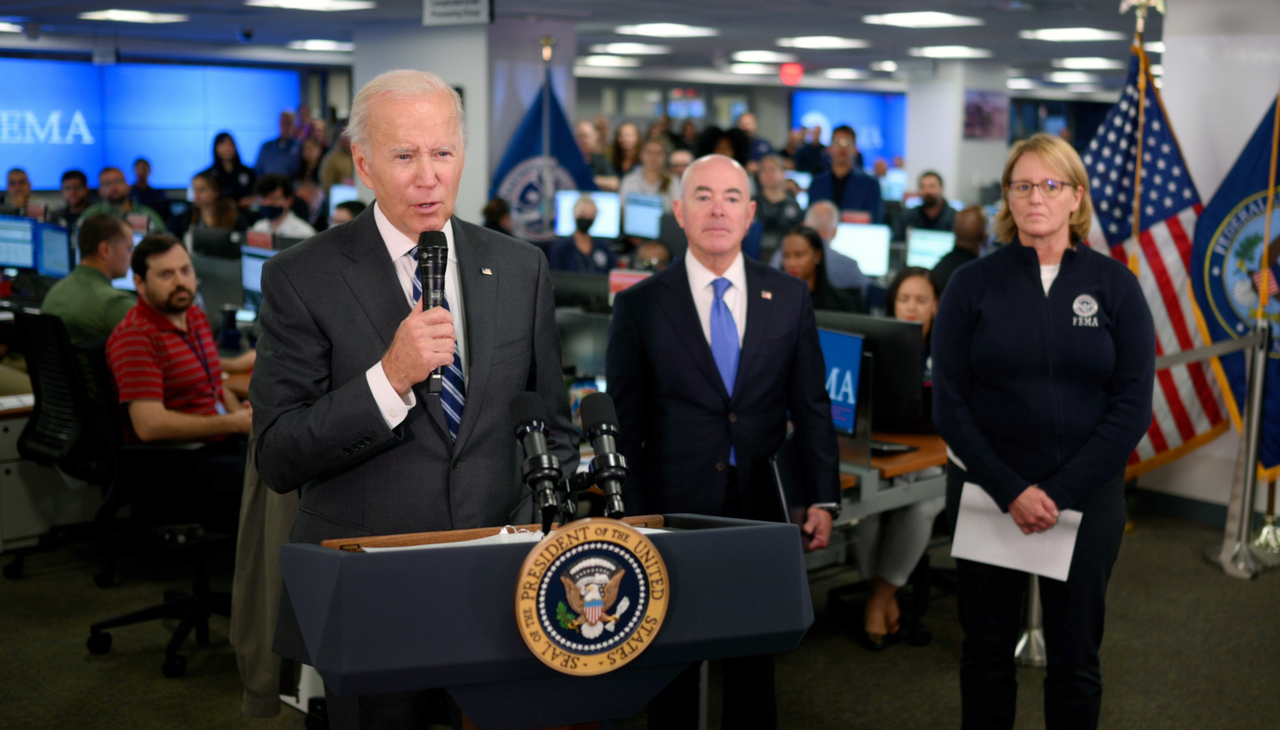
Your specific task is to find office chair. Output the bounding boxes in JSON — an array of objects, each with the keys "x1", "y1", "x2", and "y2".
[
  {"x1": 71, "y1": 336, "x2": 234, "y2": 678},
  {"x1": 2, "y1": 313, "x2": 114, "y2": 580}
]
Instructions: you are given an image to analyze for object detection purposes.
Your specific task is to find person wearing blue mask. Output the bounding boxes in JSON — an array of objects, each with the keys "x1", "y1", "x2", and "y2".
[{"x1": 249, "y1": 175, "x2": 316, "y2": 239}]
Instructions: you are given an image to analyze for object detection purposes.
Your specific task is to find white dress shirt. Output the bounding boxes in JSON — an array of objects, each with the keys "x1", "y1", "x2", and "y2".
[
  {"x1": 685, "y1": 251, "x2": 747, "y2": 348},
  {"x1": 250, "y1": 210, "x2": 316, "y2": 238},
  {"x1": 364, "y1": 203, "x2": 468, "y2": 428}
]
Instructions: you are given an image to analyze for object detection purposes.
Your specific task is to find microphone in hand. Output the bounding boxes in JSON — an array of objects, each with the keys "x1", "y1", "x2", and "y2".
[{"x1": 417, "y1": 230, "x2": 448, "y2": 394}]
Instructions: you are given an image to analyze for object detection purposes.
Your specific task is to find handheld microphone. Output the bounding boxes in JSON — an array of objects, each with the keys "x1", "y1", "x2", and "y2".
[
  {"x1": 510, "y1": 392, "x2": 564, "y2": 534},
  {"x1": 417, "y1": 230, "x2": 448, "y2": 394},
  {"x1": 580, "y1": 393, "x2": 628, "y2": 519}
]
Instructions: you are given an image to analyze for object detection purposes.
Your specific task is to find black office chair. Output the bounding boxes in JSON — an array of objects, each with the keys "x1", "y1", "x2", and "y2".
[
  {"x1": 3, "y1": 312, "x2": 115, "y2": 580},
  {"x1": 74, "y1": 340, "x2": 235, "y2": 678}
]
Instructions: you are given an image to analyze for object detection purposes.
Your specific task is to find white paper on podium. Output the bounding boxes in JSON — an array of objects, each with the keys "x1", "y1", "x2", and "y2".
[
  {"x1": 950, "y1": 482, "x2": 1083, "y2": 581},
  {"x1": 360, "y1": 525, "x2": 667, "y2": 553}
]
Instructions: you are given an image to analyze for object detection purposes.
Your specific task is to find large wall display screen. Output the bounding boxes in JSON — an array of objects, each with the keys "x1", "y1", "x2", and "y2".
[
  {"x1": 0, "y1": 58, "x2": 300, "y2": 190},
  {"x1": 790, "y1": 90, "x2": 906, "y2": 171}
]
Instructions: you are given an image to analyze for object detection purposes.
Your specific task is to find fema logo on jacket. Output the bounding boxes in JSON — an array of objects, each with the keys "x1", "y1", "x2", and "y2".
[{"x1": 1072, "y1": 294, "x2": 1100, "y2": 327}]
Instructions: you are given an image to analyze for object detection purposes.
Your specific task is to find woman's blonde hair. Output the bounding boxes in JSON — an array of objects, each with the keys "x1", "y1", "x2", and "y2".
[{"x1": 992, "y1": 132, "x2": 1093, "y2": 244}]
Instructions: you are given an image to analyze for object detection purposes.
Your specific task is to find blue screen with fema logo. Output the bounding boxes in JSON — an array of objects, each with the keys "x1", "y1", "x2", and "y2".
[
  {"x1": 0, "y1": 58, "x2": 300, "y2": 190},
  {"x1": 817, "y1": 328, "x2": 864, "y2": 435},
  {"x1": 790, "y1": 90, "x2": 906, "y2": 172}
]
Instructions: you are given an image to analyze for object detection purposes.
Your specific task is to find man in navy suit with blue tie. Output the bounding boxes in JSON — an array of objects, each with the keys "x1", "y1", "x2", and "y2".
[{"x1": 607, "y1": 154, "x2": 840, "y2": 729}]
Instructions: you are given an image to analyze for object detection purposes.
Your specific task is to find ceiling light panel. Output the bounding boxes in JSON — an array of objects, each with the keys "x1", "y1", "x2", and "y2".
[
  {"x1": 1144, "y1": 41, "x2": 1165, "y2": 53},
  {"x1": 823, "y1": 69, "x2": 869, "y2": 80},
  {"x1": 1051, "y1": 57, "x2": 1125, "y2": 70},
  {"x1": 614, "y1": 23, "x2": 718, "y2": 38},
  {"x1": 908, "y1": 46, "x2": 992, "y2": 59},
  {"x1": 1047, "y1": 71, "x2": 1098, "y2": 83},
  {"x1": 246, "y1": 0, "x2": 376, "y2": 10},
  {"x1": 1007, "y1": 78, "x2": 1038, "y2": 90},
  {"x1": 589, "y1": 43, "x2": 670, "y2": 55},
  {"x1": 776, "y1": 36, "x2": 869, "y2": 50},
  {"x1": 79, "y1": 9, "x2": 189, "y2": 22},
  {"x1": 870, "y1": 61, "x2": 898, "y2": 72},
  {"x1": 577, "y1": 55, "x2": 641, "y2": 68},
  {"x1": 1019, "y1": 27, "x2": 1127, "y2": 42},
  {"x1": 287, "y1": 40, "x2": 354, "y2": 51},
  {"x1": 727, "y1": 63, "x2": 777, "y2": 75},
  {"x1": 862, "y1": 12, "x2": 984, "y2": 28},
  {"x1": 732, "y1": 50, "x2": 796, "y2": 63}
]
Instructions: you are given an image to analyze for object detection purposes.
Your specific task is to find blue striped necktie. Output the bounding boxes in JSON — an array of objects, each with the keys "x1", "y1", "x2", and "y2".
[{"x1": 411, "y1": 248, "x2": 466, "y2": 441}]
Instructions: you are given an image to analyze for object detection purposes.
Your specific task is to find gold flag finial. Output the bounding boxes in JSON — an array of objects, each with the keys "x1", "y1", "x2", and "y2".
[
  {"x1": 1120, "y1": 0, "x2": 1165, "y2": 37},
  {"x1": 540, "y1": 36, "x2": 555, "y2": 62}
]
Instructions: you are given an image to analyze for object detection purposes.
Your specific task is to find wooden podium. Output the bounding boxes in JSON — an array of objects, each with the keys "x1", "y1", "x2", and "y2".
[{"x1": 280, "y1": 514, "x2": 813, "y2": 729}]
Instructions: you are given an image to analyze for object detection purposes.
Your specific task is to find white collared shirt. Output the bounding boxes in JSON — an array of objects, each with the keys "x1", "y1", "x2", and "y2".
[
  {"x1": 363, "y1": 202, "x2": 468, "y2": 428},
  {"x1": 685, "y1": 251, "x2": 747, "y2": 348}
]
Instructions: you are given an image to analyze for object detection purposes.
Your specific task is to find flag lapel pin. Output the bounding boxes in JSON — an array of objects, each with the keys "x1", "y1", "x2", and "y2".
[
  {"x1": 761, "y1": 290, "x2": 773, "y2": 300},
  {"x1": 480, "y1": 267, "x2": 493, "y2": 276}
]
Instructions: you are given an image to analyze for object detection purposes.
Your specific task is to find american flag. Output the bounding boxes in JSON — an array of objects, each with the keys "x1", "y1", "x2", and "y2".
[{"x1": 1083, "y1": 46, "x2": 1229, "y2": 475}]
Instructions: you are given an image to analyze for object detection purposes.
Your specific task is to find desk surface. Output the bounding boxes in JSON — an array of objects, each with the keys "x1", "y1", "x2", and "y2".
[{"x1": 839, "y1": 432, "x2": 947, "y2": 489}]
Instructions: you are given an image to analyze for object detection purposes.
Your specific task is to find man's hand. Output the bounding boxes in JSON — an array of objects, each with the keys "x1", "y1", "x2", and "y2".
[
  {"x1": 801, "y1": 506, "x2": 834, "y2": 552},
  {"x1": 226, "y1": 403, "x2": 254, "y2": 435},
  {"x1": 381, "y1": 299, "x2": 456, "y2": 396},
  {"x1": 1009, "y1": 486, "x2": 1059, "y2": 535}
]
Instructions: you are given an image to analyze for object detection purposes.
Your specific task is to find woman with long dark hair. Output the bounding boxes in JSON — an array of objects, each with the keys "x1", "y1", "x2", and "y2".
[
  {"x1": 202, "y1": 132, "x2": 256, "y2": 208},
  {"x1": 170, "y1": 171, "x2": 243, "y2": 240},
  {"x1": 779, "y1": 226, "x2": 853, "y2": 312}
]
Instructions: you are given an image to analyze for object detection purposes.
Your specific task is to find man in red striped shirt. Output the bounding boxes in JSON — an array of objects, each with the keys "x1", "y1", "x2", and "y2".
[{"x1": 107, "y1": 234, "x2": 254, "y2": 530}]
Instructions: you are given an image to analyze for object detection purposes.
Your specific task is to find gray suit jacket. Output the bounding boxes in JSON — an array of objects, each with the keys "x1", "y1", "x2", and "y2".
[{"x1": 250, "y1": 208, "x2": 578, "y2": 661}]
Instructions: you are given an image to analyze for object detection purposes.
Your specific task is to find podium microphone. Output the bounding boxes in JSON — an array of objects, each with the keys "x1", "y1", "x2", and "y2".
[
  {"x1": 510, "y1": 392, "x2": 563, "y2": 534},
  {"x1": 417, "y1": 230, "x2": 448, "y2": 394},
  {"x1": 580, "y1": 393, "x2": 628, "y2": 519}
]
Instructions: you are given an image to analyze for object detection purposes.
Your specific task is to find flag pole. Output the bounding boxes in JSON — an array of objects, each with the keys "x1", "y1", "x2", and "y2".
[
  {"x1": 540, "y1": 36, "x2": 555, "y2": 237},
  {"x1": 1250, "y1": 91, "x2": 1280, "y2": 563},
  {"x1": 1127, "y1": 3, "x2": 1152, "y2": 276}
]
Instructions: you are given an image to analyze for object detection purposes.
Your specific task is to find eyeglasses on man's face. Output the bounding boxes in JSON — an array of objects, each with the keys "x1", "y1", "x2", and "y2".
[{"x1": 1006, "y1": 179, "x2": 1076, "y2": 198}]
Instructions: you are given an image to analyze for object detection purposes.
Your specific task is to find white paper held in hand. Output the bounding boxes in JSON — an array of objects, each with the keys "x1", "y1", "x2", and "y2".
[{"x1": 950, "y1": 482, "x2": 1083, "y2": 581}]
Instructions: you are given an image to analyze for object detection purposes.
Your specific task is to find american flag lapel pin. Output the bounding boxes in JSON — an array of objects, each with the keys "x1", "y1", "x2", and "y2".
[
  {"x1": 480, "y1": 267, "x2": 493, "y2": 276},
  {"x1": 761, "y1": 290, "x2": 772, "y2": 300}
]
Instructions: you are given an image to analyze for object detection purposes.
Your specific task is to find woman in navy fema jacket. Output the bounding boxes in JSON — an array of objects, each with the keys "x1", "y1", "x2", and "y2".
[{"x1": 932, "y1": 133, "x2": 1154, "y2": 730}]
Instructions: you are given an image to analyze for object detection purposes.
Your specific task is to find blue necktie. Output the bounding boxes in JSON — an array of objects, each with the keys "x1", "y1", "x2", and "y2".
[
  {"x1": 711, "y1": 278, "x2": 739, "y2": 466},
  {"x1": 411, "y1": 249, "x2": 466, "y2": 441}
]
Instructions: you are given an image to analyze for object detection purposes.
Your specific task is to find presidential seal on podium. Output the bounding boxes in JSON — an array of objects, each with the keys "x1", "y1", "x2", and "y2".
[{"x1": 515, "y1": 518, "x2": 669, "y2": 676}]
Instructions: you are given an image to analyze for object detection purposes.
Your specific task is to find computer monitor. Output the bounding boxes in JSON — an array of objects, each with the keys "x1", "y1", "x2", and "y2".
[
  {"x1": 550, "y1": 271, "x2": 611, "y2": 313},
  {"x1": 906, "y1": 228, "x2": 956, "y2": 269},
  {"x1": 903, "y1": 195, "x2": 965, "y2": 211},
  {"x1": 273, "y1": 234, "x2": 306, "y2": 251},
  {"x1": 240, "y1": 246, "x2": 277, "y2": 314},
  {"x1": 192, "y1": 227, "x2": 242, "y2": 259},
  {"x1": 796, "y1": 191, "x2": 809, "y2": 210},
  {"x1": 35, "y1": 223, "x2": 72, "y2": 278},
  {"x1": 554, "y1": 191, "x2": 621, "y2": 239},
  {"x1": 817, "y1": 329, "x2": 864, "y2": 436},
  {"x1": 814, "y1": 311, "x2": 926, "y2": 433},
  {"x1": 557, "y1": 308, "x2": 612, "y2": 380},
  {"x1": 191, "y1": 253, "x2": 242, "y2": 322},
  {"x1": 329, "y1": 184, "x2": 359, "y2": 216},
  {"x1": 623, "y1": 193, "x2": 664, "y2": 240},
  {"x1": 880, "y1": 168, "x2": 908, "y2": 202},
  {"x1": 785, "y1": 170, "x2": 812, "y2": 191},
  {"x1": 829, "y1": 223, "x2": 891, "y2": 277},
  {"x1": 0, "y1": 215, "x2": 36, "y2": 270}
]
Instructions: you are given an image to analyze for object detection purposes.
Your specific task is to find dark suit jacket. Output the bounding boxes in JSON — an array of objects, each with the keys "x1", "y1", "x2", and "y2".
[
  {"x1": 606, "y1": 257, "x2": 840, "y2": 521},
  {"x1": 809, "y1": 168, "x2": 885, "y2": 224},
  {"x1": 250, "y1": 207, "x2": 578, "y2": 661}
]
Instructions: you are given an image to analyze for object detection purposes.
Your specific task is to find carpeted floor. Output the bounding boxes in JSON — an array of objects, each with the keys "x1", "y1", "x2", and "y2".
[{"x1": 2, "y1": 515, "x2": 1277, "y2": 729}]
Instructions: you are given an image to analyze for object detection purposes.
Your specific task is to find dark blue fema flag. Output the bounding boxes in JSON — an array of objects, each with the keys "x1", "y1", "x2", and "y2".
[
  {"x1": 489, "y1": 69, "x2": 595, "y2": 242},
  {"x1": 1081, "y1": 46, "x2": 1227, "y2": 475},
  {"x1": 1191, "y1": 98, "x2": 1280, "y2": 475}
]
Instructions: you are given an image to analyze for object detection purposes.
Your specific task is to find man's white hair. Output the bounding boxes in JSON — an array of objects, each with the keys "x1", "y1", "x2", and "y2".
[
  {"x1": 346, "y1": 69, "x2": 466, "y2": 149},
  {"x1": 573, "y1": 195, "x2": 598, "y2": 218},
  {"x1": 804, "y1": 199, "x2": 840, "y2": 237}
]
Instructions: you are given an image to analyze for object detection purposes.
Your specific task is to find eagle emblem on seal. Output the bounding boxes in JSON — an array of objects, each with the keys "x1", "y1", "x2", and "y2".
[{"x1": 556, "y1": 557, "x2": 632, "y2": 639}]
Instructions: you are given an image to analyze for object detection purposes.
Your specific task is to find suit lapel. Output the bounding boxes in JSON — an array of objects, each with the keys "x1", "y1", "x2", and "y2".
[
  {"x1": 735, "y1": 261, "x2": 776, "y2": 403},
  {"x1": 657, "y1": 260, "x2": 730, "y2": 401},
  {"x1": 450, "y1": 219, "x2": 495, "y2": 450},
  {"x1": 338, "y1": 209, "x2": 406, "y2": 352}
]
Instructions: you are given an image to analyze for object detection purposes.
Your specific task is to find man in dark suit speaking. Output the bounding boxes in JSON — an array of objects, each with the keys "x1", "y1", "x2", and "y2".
[
  {"x1": 607, "y1": 154, "x2": 840, "y2": 729},
  {"x1": 250, "y1": 69, "x2": 577, "y2": 728}
]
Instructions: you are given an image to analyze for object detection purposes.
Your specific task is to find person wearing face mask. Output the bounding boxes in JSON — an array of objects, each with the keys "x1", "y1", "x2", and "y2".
[
  {"x1": 547, "y1": 196, "x2": 616, "y2": 274},
  {"x1": 854, "y1": 266, "x2": 947, "y2": 651},
  {"x1": 249, "y1": 175, "x2": 316, "y2": 239},
  {"x1": 894, "y1": 171, "x2": 956, "y2": 241}
]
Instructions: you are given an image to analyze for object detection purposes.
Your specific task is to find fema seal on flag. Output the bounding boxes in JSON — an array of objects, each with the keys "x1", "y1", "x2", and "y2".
[
  {"x1": 515, "y1": 519, "x2": 669, "y2": 676},
  {"x1": 1201, "y1": 189, "x2": 1280, "y2": 355},
  {"x1": 495, "y1": 155, "x2": 576, "y2": 242}
]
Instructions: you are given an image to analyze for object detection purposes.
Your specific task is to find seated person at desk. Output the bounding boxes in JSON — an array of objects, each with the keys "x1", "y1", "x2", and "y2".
[
  {"x1": 106, "y1": 235, "x2": 254, "y2": 531},
  {"x1": 78, "y1": 166, "x2": 168, "y2": 233},
  {"x1": 169, "y1": 172, "x2": 245, "y2": 241},
  {"x1": 547, "y1": 196, "x2": 616, "y2": 274},
  {"x1": 855, "y1": 266, "x2": 946, "y2": 650},
  {"x1": 753, "y1": 155, "x2": 804, "y2": 259},
  {"x1": 3, "y1": 167, "x2": 31, "y2": 212},
  {"x1": 893, "y1": 171, "x2": 956, "y2": 240},
  {"x1": 329, "y1": 199, "x2": 366, "y2": 227},
  {"x1": 780, "y1": 226, "x2": 854, "y2": 312},
  {"x1": 249, "y1": 175, "x2": 316, "y2": 239},
  {"x1": 769, "y1": 201, "x2": 870, "y2": 295},
  {"x1": 618, "y1": 139, "x2": 680, "y2": 213},
  {"x1": 41, "y1": 214, "x2": 137, "y2": 345},
  {"x1": 53, "y1": 170, "x2": 93, "y2": 229}
]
